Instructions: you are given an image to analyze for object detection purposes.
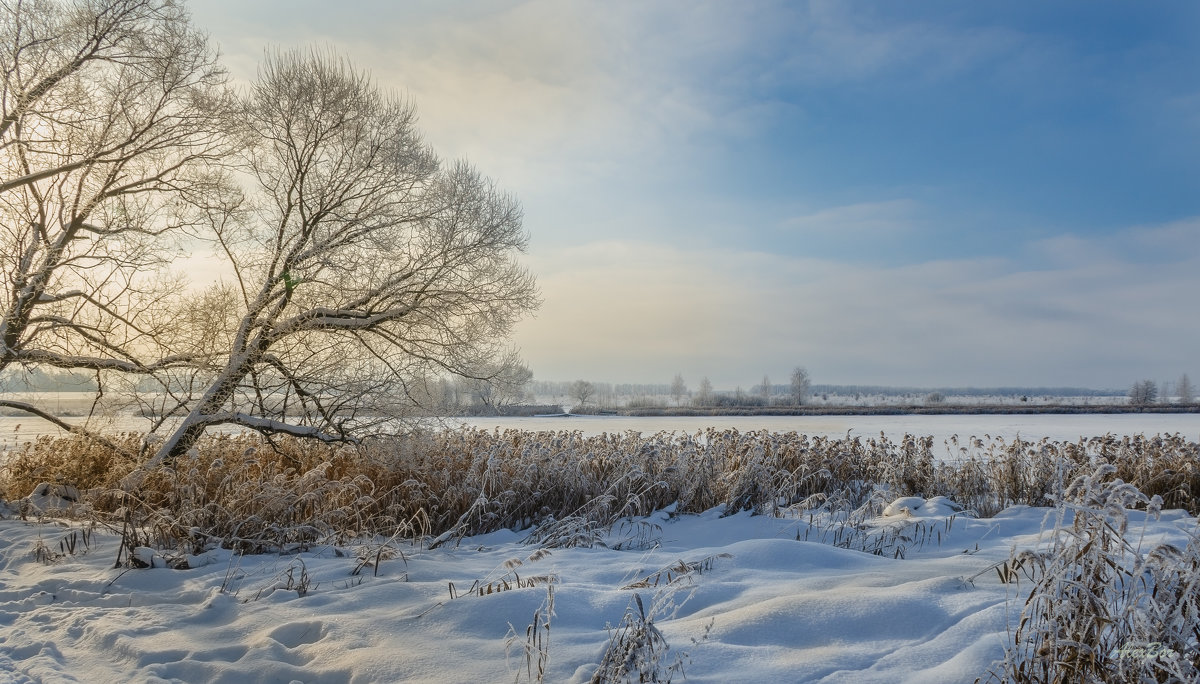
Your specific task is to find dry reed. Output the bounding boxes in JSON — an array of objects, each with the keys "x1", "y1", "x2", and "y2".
[{"x1": 2, "y1": 428, "x2": 1199, "y2": 556}]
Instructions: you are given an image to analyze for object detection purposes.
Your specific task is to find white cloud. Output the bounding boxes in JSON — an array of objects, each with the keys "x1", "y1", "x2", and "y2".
[
  {"x1": 783, "y1": 199, "x2": 924, "y2": 237},
  {"x1": 1028, "y1": 218, "x2": 1200, "y2": 269},
  {"x1": 514, "y1": 227, "x2": 1200, "y2": 388}
]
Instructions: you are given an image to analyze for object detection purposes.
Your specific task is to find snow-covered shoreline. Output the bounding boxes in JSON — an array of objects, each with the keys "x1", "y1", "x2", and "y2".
[
  {"x1": 4, "y1": 424, "x2": 1199, "y2": 682},
  {"x1": 3, "y1": 498, "x2": 1194, "y2": 683}
]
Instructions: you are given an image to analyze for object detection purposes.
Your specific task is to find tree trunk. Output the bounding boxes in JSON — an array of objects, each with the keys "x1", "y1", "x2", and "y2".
[{"x1": 152, "y1": 357, "x2": 253, "y2": 464}]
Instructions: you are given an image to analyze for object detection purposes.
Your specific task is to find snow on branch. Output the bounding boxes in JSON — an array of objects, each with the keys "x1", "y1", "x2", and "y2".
[{"x1": 194, "y1": 412, "x2": 355, "y2": 444}]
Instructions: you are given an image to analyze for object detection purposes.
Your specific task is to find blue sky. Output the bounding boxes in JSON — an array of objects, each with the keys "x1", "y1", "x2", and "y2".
[{"x1": 188, "y1": 1, "x2": 1199, "y2": 389}]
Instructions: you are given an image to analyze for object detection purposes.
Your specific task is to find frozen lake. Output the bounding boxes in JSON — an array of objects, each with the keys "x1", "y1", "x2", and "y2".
[
  {"x1": 3, "y1": 412, "x2": 1198, "y2": 455},
  {"x1": 458, "y1": 413, "x2": 1200, "y2": 449}
]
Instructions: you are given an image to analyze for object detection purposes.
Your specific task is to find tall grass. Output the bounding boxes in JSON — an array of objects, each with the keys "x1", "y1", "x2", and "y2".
[
  {"x1": 2, "y1": 429, "x2": 1199, "y2": 555},
  {"x1": 985, "y1": 465, "x2": 1200, "y2": 682}
]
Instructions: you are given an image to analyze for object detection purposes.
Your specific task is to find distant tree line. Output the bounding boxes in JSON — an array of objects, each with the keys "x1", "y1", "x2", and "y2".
[
  {"x1": 814, "y1": 385, "x2": 1125, "y2": 398},
  {"x1": 534, "y1": 370, "x2": 1199, "y2": 413},
  {"x1": 1130, "y1": 374, "x2": 1194, "y2": 406},
  {"x1": 0, "y1": 369, "x2": 97, "y2": 393},
  {"x1": 548, "y1": 367, "x2": 813, "y2": 411}
]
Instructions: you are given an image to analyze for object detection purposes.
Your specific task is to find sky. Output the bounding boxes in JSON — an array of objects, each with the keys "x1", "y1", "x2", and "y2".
[{"x1": 186, "y1": 0, "x2": 1200, "y2": 390}]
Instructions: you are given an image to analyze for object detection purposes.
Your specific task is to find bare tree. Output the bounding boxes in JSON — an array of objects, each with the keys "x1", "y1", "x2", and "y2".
[
  {"x1": 1129, "y1": 379, "x2": 1158, "y2": 406},
  {"x1": 669, "y1": 373, "x2": 687, "y2": 405},
  {"x1": 790, "y1": 366, "x2": 810, "y2": 406},
  {"x1": 465, "y1": 353, "x2": 533, "y2": 413},
  {"x1": 758, "y1": 374, "x2": 771, "y2": 405},
  {"x1": 569, "y1": 379, "x2": 595, "y2": 408},
  {"x1": 0, "y1": 0, "x2": 233, "y2": 443},
  {"x1": 151, "y1": 50, "x2": 538, "y2": 463},
  {"x1": 695, "y1": 376, "x2": 713, "y2": 406},
  {"x1": 1178, "y1": 373, "x2": 1194, "y2": 404}
]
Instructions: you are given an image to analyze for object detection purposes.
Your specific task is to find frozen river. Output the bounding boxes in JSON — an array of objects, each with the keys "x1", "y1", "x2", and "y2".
[
  {"x1": 3, "y1": 412, "x2": 1199, "y2": 455},
  {"x1": 458, "y1": 413, "x2": 1200, "y2": 449}
]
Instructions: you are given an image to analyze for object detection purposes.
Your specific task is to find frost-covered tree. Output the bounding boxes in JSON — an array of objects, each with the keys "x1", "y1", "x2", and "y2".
[
  {"x1": 670, "y1": 373, "x2": 687, "y2": 405},
  {"x1": 757, "y1": 375, "x2": 771, "y2": 405},
  {"x1": 0, "y1": 0, "x2": 233, "y2": 442},
  {"x1": 695, "y1": 376, "x2": 713, "y2": 407},
  {"x1": 1129, "y1": 380, "x2": 1158, "y2": 406},
  {"x1": 569, "y1": 379, "x2": 595, "y2": 407},
  {"x1": 790, "y1": 366, "x2": 810, "y2": 406},
  {"x1": 464, "y1": 354, "x2": 533, "y2": 412},
  {"x1": 1177, "y1": 373, "x2": 1194, "y2": 404},
  {"x1": 151, "y1": 50, "x2": 537, "y2": 462}
]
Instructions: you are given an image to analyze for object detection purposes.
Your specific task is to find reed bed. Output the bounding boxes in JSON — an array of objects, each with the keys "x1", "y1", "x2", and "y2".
[
  {"x1": 985, "y1": 465, "x2": 1200, "y2": 682},
  {"x1": 2, "y1": 428, "x2": 1199, "y2": 554}
]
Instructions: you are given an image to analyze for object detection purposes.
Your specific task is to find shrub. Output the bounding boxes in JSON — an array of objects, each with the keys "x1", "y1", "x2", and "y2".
[{"x1": 985, "y1": 465, "x2": 1200, "y2": 683}]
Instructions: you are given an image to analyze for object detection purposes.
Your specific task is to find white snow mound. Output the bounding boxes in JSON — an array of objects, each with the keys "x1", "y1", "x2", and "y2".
[
  {"x1": 883, "y1": 495, "x2": 962, "y2": 517},
  {"x1": 23, "y1": 482, "x2": 82, "y2": 513}
]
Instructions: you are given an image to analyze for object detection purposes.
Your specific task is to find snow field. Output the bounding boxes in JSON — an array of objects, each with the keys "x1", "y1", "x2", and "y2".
[
  {"x1": 0, "y1": 501, "x2": 974, "y2": 676},
  {"x1": 2, "y1": 427, "x2": 1199, "y2": 682},
  {"x1": 5, "y1": 497, "x2": 1195, "y2": 683}
]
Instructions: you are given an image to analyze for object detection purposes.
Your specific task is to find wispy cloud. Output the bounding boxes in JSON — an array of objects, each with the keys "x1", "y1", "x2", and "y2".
[
  {"x1": 783, "y1": 199, "x2": 924, "y2": 237},
  {"x1": 517, "y1": 225, "x2": 1200, "y2": 388}
]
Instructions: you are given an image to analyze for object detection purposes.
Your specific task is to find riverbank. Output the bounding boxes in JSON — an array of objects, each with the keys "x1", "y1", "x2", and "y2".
[{"x1": 569, "y1": 403, "x2": 1199, "y2": 417}]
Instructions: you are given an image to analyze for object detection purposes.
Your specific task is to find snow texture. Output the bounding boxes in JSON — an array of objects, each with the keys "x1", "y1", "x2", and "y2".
[{"x1": 4, "y1": 496, "x2": 1194, "y2": 683}]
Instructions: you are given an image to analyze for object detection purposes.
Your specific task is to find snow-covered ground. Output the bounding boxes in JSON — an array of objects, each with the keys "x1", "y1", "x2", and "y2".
[
  {"x1": 3, "y1": 497, "x2": 1195, "y2": 683},
  {"x1": 5, "y1": 417, "x2": 1200, "y2": 682}
]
